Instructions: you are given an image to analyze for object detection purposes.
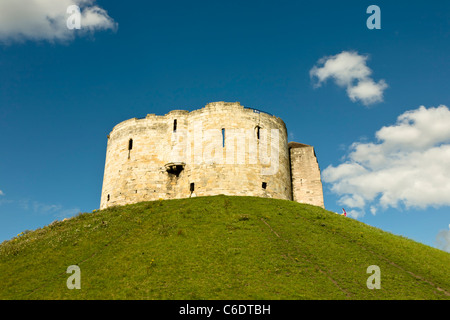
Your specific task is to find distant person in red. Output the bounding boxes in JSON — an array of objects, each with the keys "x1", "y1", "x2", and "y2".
[{"x1": 341, "y1": 208, "x2": 347, "y2": 217}]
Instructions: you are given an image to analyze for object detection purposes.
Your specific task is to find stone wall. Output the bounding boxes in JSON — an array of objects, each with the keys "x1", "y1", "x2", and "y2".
[
  {"x1": 289, "y1": 142, "x2": 325, "y2": 208},
  {"x1": 100, "y1": 102, "x2": 293, "y2": 209}
]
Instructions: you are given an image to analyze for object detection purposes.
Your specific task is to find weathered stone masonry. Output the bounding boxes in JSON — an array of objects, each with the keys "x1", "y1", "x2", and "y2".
[{"x1": 100, "y1": 102, "x2": 324, "y2": 209}]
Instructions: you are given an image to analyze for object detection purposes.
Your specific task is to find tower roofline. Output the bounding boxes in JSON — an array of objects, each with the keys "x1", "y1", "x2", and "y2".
[
  {"x1": 288, "y1": 142, "x2": 312, "y2": 149},
  {"x1": 108, "y1": 102, "x2": 284, "y2": 135}
]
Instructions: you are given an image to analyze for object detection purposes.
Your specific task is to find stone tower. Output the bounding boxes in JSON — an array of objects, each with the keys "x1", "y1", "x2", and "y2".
[
  {"x1": 100, "y1": 102, "x2": 324, "y2": 209},
  {"x1": 289, "y1": 142, "x2": 325, "y2": 208}
]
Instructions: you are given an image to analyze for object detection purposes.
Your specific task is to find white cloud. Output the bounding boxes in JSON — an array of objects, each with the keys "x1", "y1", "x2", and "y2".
[
  {"x1": 436, "y1": 225, "x2": 450, "y2": 253},
  {"x1": 0, "y1": 190, "x2": 4, "y2": 196},
  {"x1": 310, "y1": 51, "x2": 388, "y2": 106},
  {"x1": 347, "y1": 79, "x2": 388, "y2": 105},
  {"x1": 0, "y1": 0, "x2": 117, "y2": 42},
  {"x1": 347, "y1": 209, "x2": 365, "y2": 219},
  {"x1": 322, "y1": 105, "x2": 450, "y2": 218}
]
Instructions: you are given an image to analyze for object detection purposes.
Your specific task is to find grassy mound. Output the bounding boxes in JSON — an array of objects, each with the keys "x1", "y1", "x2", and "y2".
[{"x1": 0, "y1": 195, "x2": 449, "y2": 299}]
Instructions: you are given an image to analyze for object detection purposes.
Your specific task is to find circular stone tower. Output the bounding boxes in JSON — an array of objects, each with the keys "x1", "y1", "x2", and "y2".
[{"x1": 100, "y1": 101, "x2": 292, "y2": 209}]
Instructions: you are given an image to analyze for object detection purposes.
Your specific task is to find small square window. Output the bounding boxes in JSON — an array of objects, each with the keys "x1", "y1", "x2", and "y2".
[{"x1": 262, "y1": 182, "x2": 267, "y2": 189}]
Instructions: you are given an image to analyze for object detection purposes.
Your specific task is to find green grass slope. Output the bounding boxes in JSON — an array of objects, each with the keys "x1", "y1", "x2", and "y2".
[{"x1": 1, "y1": 195, "x2": 449, "y2": 300}]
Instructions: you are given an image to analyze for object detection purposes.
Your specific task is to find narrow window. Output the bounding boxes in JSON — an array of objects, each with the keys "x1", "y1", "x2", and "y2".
[
  {"x1": 107, "y1": 194, "x2": 110, "y2": 201},
  {"x1": 256, "y1": 126, "x2": 260, "y2": 140},
  {"x1": 222, "y1": 128, "x2": 225, "y2": 147},
  {"x1": 190, "y1": 182, "x2": 195, "y2": 192},
  {"x1": 128, "y1": 138, "x2": 133, "y2": 159},
  {"x1": 173, "y1": 119, "x2": 177, "y2": 132},
  {"x1": 262, "y1": 182, "x2": 267, "y2": 189}
]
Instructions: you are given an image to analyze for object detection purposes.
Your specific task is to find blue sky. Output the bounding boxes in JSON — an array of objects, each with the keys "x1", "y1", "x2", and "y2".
[{"x1": 0, "y1": 0, "x2": 449, "y2": 252}]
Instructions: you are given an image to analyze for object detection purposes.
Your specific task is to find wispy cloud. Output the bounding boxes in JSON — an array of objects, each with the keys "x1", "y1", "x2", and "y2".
[
  {"x1": 322, "y1": 105, "x2": 450, "y2": 218},
  {"x1": 0, "y1": 197, "x2": 80, "y2": 219},
  {"x1": 31, "y1": 200, "x2": 80, "y2": 218},
  {"x1": 0, "y1": 0, "x2": 117, "y2": 43},
  {"x1": 310, "y1": 51, "x2": 388, "y2": 106},
  {"x1": 0, "y1": 190, "x2": 4, "y2": 196},
  {"x1": 32, "y1": 202, "x2": 63, "y2": 214}
]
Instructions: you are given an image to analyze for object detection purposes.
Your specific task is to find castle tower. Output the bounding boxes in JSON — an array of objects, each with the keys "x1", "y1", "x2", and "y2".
[
  {"x1": 100, "y1": 102, "x2": 294, "y2": 209},
  {"x1": 289, "y1": 142, "x2": 325, "y2": 208}
]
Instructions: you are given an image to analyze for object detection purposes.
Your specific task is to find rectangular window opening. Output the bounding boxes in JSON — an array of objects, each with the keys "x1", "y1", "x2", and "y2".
[
  {"x1": 173, "y1": 119, "x2": 177, "y2": 132},
  {"x1": 222, "y1": 128, "x2": 225, "y2": 147},
  {"x1": 128, "y1": 138, "x2": 133, "y2": 159},
  {"x1": 262, "y1": 182, "x2": 267, "y2": 189},
  {"x1": 190, "y1": 182, "x2": 195, "y2": 192}
]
